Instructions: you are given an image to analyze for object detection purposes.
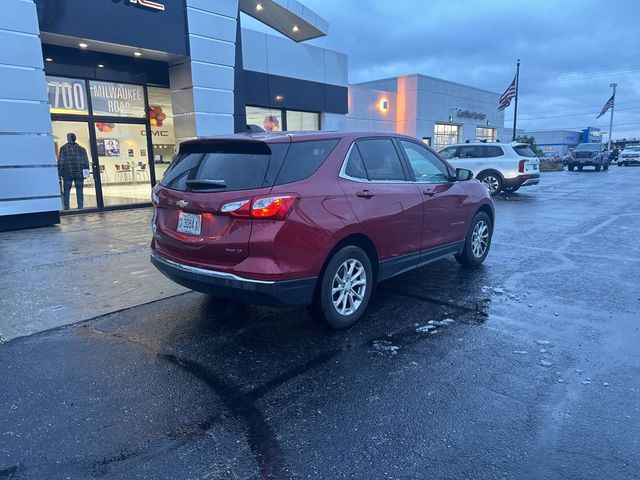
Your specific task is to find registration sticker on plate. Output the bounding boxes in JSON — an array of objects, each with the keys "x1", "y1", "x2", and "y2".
[{"x1": 177, "y1": 212, "x2": 202, "y2": 235}]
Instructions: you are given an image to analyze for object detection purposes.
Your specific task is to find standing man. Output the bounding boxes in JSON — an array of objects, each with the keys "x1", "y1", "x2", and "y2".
[{"x1": 57, "y1": 133, "x2": 89, "y2": 210}]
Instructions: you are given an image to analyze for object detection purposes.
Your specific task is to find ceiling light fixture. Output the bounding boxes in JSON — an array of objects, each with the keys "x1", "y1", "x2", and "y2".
[
  {"x1": 134, "y1": 51, "x2": 142, "y2": 57},
  {"x1": 256, "y1": 3, "x2": 263, "y2": 10},
  {"x1": 292, "y1": 25, "x2": 299, "y2": 32},
  {"x1": 45, "y1": 57, "x2": 53, "y2": 62},
  {"x1": 98, "y1": 64, "x2": 104, "y2": 68},
  {"x1": 79, "y1": 42, "x2": 88, "y2": 48}
]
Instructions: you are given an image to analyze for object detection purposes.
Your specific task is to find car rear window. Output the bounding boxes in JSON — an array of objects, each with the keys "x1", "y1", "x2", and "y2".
[
  {"x1": 274, "y1": 139, "x2": 340, "y2": 185},
  {"x1": 483, "y1": 146, "x2": 504, "y2": 157},
  {"x1": 513, "y1": 145, "x2": 537, "y2": 157},
  {"x1": 161, "y1": 141, "x2": 287, "y2": 192}
]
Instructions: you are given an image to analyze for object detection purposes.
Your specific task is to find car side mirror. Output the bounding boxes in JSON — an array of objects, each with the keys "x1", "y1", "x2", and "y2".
[{"x1": 456, "y1": 168, "x2": 473, "y2": 181}]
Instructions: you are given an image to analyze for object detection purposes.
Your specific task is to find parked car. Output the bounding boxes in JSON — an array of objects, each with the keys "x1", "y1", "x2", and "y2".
[
  {"x1": 617, "y1": 145, "x2": 640, "y2": 166},
  {"x1": 150, "y1": 132, "x2": 494, "y2": 329},
  {"x1": 438, "y1": 142, "x2": 540, "y2": 196},
  {"x1": 568, "y1": 143, "x2": 610, "y2": 171}
]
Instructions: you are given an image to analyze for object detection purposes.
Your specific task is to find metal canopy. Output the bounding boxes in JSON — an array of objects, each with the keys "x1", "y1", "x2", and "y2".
[{"x1": 239, "y1": 0, "x2": 329, "y2": 42}]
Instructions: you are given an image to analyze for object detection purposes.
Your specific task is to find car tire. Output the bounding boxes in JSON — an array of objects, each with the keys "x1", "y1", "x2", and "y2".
[
  {"x1": 595, "y1": 165, "x2": 601, "y2": 172},
  {"x1": 568, "y1": 163, "x2": 575, "y2": 171},
  {"x1": 578, "y1": 165, "x2": 583, "y2": 171},
  {"x1": 620, "y1": 162, "x2": 625, "y2": 167},
  {"x1": 477, "y1": 171, "x2": 503, "y2": 196},
  {"x1": 455, "y1": 211, "x2": 493, "y2": 267},
  {"x1": 603, "y1": 164, "x2": 609, "y2": 171},
  {"x1": 309, "y1": 245, "x2": 374, "y2": 329}
]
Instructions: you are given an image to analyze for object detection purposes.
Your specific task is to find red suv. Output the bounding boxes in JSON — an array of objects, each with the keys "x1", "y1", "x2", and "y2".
[{"x1": 151, "y1": 132, "x2": 494, "y2": 328}]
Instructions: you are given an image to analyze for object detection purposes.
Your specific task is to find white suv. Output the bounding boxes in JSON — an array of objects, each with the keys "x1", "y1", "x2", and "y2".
[{"x1": 439, "y1": 142, "x2": 541, "y2": 195}]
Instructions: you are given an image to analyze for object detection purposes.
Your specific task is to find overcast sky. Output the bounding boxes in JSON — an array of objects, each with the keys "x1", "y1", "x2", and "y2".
[{"x1": 243, "y1": 0, "x2": 640, "y2": 141}]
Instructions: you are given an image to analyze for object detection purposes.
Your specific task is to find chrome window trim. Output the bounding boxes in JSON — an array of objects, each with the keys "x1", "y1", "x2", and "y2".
[
  {"x1": 151, "y1": 252, "x2": 276, "y2": 285},
  {"x1": 338, "y1": 141, "x2": 413, "y2": 184}
]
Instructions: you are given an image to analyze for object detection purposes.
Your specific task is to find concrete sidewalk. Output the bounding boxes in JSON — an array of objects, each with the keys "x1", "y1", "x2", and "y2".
[{"x1": 0, "y1": 208, "x2": 187, "y2": 341}]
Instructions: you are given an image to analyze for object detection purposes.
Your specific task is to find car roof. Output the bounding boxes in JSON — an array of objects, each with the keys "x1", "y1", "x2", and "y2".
[
  {"x1": 179, "y1": 131, "x2": 421, "y2": 147},
  {"x1": 441, "y1": 142, "x2": 511, "y2": 148}
]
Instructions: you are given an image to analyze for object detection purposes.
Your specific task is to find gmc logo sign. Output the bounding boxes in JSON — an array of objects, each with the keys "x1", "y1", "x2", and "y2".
[{"x1": 116, "y1": 0, "x2": 165, "y2": 12}]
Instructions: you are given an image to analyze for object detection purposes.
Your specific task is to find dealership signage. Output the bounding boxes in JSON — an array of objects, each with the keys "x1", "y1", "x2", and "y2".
[
  {"x1": 90, "y1": 81, "x2": 145, "y2": 118},
  {"x1": 47, "y1": 76, "x2": 88, "y2": 115},
  {"x1": 457, "y1": 110, "x2": 487, "y2": 120},
  {"x1": 114, "y1": 0, "x2": 165, "y2": 11}
]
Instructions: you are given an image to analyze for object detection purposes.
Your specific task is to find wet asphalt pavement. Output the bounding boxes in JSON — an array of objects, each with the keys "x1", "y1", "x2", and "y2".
[{"x1": 1, "y1": 168, "x2": 639, "y2": 480}]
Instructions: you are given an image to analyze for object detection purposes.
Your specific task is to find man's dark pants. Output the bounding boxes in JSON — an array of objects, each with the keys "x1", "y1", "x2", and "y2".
[{"x1": 62, "y1": 177, "x2": 84, "y2": 210}]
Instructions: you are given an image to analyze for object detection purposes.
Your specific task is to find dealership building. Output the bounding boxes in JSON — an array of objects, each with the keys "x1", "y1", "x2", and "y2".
[
  {"x1": 0, "y1": 0, "x2": 347, "y2": 230},
  {"x1": 347, "y1": 74, "x2": 505, "y2": 150},
  {"x1": 522, "y1": 127, "x2": 602, "y2": 157}
]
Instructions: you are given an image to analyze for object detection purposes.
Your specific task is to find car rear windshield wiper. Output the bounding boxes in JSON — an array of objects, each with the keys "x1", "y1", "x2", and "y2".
[{"x1": 186, "y1": 179, "x2": 227, "y2": 189}]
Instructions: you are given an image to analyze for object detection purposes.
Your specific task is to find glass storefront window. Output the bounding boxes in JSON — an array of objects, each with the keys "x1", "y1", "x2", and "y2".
[
  {"x1": 286, "y1": 110, "x2": 319, "y2": 131},
  {"x1": 94, "y1": 123, "x2": 151, "y2": 206},
  {"x1": 476, "y1": 127, "x2": 497, "y2": 142},
  {"x1": 89, "y1": 80, "x2": 146, "y2": 118},
  {"x1": 434, "y1": 124, "x2": 461, "y2": 150},
  {"x1": 246, "y1": 106, "x2": 282, "y2": 132},
  {"x1": 47, "y1": 77, "x2": 88, "y2": 115},
  {"x1": 147, "y1": 87, "x2": 176, "y2": 181}
]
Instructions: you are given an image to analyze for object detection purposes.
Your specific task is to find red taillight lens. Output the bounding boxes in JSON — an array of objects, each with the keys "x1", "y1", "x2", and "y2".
[
  {"x1": 251, "y1": 195, "x2": 298, "y2": 219},
  {"x1": 220, "y1": 195, "x2": 298, "y2": 219},
  {"x1": 518, "y1": 159, "x2": 526, "y2": 173}
]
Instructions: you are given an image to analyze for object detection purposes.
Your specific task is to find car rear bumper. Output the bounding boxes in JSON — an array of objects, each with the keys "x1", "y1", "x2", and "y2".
[
  {"x1": 151, "y1": 252, "x2": 317, "y2": 307},
  {"x1": 620, "y1": 158, "x2": 640, "y2": 164},
  {"x1": 505, "y1": 173, "x2": 540, "y2": 188}
]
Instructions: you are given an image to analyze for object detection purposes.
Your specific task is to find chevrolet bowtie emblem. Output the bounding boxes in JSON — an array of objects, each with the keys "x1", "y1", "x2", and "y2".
[{"x1": 176, "y1": 200, "x2": 189, "y2": 208}]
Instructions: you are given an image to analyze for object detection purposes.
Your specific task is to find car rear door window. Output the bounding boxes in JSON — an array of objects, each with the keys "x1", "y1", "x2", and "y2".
[
  {"x1": 457, "y1": 146, "x2": 481, "y2": 158},
  {"x1": 274, "y1": 139, "x2": 339, "y2": 185},
  {"x1": 399, "y1": 140, "x2": 450, "y2": 183},
  {"x1": 162, "y1": 141, "x2": 286, "y2": 192},
  {"x1": 482, "y1": 146, "x2": 504, "y2": 157},
  {"x1": 356, "y1": 139, "x2": 406, "y2": 181},
  {"x1": 344, "y1": 145, "x2": 368, "y2": 179}
]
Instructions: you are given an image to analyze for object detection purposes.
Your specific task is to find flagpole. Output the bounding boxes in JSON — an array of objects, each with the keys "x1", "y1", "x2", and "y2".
[
  {"x1": 512, "y1": 59, "x2": 520, "y2": 141},
  {"x1": 608, "y1": 83, "x2": 617, "y2": 150}
]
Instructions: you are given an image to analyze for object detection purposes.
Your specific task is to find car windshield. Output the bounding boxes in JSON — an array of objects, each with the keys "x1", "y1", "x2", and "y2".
[
  {"x1": 576, "y1": 144, "x2": 601, "y2": 151},
  {"x1": 625, "y1": 145, "x2": 640, "y2": 151}
]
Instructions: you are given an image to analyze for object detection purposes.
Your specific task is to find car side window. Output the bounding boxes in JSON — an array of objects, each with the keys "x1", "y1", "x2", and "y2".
[
  {"x1": 483, "y1": 146, "x2": 504, "y2": 157},
  {"x1": 457, "y1": 146, "x2": 480, "y2": 158},
  {"x1": 439, "y1": 147, "x2": 457, "y2": 159},
  {"x1": 355, "y1": 139, "x2": 406, "y2": 181},
  {"x1": 344, "y1": 145, "x2": 368, "y2": 179},
  {"x1": 399, "y1": 140, "x2": 450, "y2": 183}
]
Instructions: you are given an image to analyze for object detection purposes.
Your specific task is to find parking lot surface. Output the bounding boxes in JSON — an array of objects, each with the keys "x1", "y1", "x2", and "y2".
[{"x1": 1, "y1": 168, "x2": 639, "y2": 479}]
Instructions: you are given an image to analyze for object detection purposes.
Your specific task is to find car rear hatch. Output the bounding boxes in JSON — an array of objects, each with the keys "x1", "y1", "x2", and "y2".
[
  {"x1": 513, "y1": 143, "x2": 540, "y2": 174},
  {"x1": 152, "y1": 138, "x2": 289, "y2": 268}
]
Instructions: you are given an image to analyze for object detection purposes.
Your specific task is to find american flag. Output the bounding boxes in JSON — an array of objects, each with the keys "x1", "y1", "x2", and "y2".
[
  {"x1": 498, "y1": 77, "x2": 517, "y2": 111},
  {"x1": 596, "y1": 94, "x2": 615, "y2": 118}
]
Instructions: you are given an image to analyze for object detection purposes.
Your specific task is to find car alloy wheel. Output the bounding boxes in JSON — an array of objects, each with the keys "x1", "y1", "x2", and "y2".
[
  {"x1": 471, "y1": 220, "x2": 490, "y2": 258},
  {"x1": 331, "y1": 259, "x2": 367, "y2": 316},
  {"x1": 481, "y1": 175, "x2": 500, "y2": 195}
]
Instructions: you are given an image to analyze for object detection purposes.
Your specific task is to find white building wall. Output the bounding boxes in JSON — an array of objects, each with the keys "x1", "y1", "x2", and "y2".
[
  {"x1": 346, "y1": 86, "x2": 397, "y2": 132},
  {"x1": 347, "y1": 74, "x2": 504, "y2": 144},
  {"x1": 170, "y1": 0, "x2": 239, "y2": 142},
  {"x1": 241, "y1": 28, "x2": 348, "y2": 87},
  {"x1": 0, "y1": 0, "x2": 59, "y2": 220}
]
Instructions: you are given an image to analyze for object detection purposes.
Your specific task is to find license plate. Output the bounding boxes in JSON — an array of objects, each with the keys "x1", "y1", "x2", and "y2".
[{"x1": 177, "y1": 212, "x2": 201, "y2": 235}]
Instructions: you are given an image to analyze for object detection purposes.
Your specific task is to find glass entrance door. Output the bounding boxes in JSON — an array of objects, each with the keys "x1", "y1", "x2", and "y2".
[
  {"x1": 93, "y1": 122, "x2": 152, "y2": 207},
  {"x1": 52, "y1": 121, "x2": 98, "y2": 210}
]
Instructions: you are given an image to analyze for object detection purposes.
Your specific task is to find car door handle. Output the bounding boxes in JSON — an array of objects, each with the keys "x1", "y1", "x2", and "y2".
[
  {"x1": 356, "y1": 190, "x2": 375, "y2": 199},
  {"x1": 423, "y1": 189, "x2": 436, "y2": 197}
]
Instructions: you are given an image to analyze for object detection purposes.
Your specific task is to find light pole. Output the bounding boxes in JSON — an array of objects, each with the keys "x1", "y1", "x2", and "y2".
[{"x1": 608, "y1": 83, "x2": 617, "y2": 150}]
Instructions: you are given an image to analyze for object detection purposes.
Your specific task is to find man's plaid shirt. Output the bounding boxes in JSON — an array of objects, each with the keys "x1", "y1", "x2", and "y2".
[{"x1": 58, "y1": 142, "x2": 89, "y2": 179}]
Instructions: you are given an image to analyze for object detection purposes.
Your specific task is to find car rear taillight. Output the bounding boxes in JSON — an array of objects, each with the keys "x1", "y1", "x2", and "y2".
[
  {"x1": 518, "y1": 159, "x2": 526, "y2": 173},
  {"x1": 220, "y1": 195, "x2": 298, "y2": 220}
]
